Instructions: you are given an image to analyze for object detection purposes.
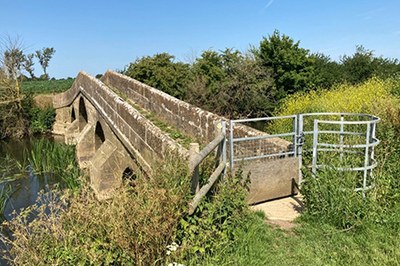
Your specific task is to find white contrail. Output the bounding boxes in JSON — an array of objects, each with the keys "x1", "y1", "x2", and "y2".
[{"x1": 262, "y1": 0, "x2": 274, "y2": 11}]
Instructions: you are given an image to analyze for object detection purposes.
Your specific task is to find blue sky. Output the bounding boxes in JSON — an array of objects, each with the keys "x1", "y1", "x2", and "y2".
[{"x1": 1, "y1": 0, "x2": 399, "y2": 78}]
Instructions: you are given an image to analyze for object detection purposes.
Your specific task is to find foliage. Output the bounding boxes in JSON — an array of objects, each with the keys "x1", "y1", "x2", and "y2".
[
  {"x1": 35, "y1": 47, "x2": 56, "y2": 79},
  {"x1": 174, "y1": 170, "x2": 250, "y2": 261},
  {"x1": 23, "y1": 53, "x2": 35, "y2": 79},
  {"x1": 273, "y1": 77, "x2": 398, "y2": 121},
  {"x1": 310, "y1": 52, "x2": 343, "y2": 88},
  {"x1": 0, "y1": 101, "x2": 29, "y2": 139},
  {"x1": 2, "y1": 155, "x2": 189, "y2": 265},
  {"x1": 125, "y1": 53, "x2": 191, "y2": 99},
  {"x1": 255, "y1": 30, "x2": 315, "y2": 98},
  {"x1": 270, "y1": 76, "x2": 400, "y2": 229},
  {"x1": 311, "y1": 46, "x2": 400, "y2": 89},
  {"x1": 187, "y1": 49, "x2": 277, "y2": 118},
  {"x1": 1, "y1": 36, "x2": 56, "y2": 81},
  {"x1": 27, "y1": 107, "x2": 56, "y2": 134},
  {"x1": 26, "y1": 139, "x2": 81, "y2": 190},
  {"x1": 21, "y1": 78, "x2": 74, "y2": 94},
  {"x1": 0, "y1": 184, "x2": 11, "y2": 219},
  {"x1": 341, "y1": 45, "x2": 400, "y2": 85}
]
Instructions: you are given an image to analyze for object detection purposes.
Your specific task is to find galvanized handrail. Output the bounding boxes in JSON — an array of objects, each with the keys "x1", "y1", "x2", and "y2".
[
  {"x1": 308, "y1": 114, "x2": 380, "y2": 195},
  {"x1": 229, "y1": 112, "x2": 380, "y2": 196},
  {"x1": 229, "y1": 115, "x2": 297, "y2": 169}
]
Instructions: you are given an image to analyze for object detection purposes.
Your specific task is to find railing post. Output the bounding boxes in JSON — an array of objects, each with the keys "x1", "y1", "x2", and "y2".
[
  {"x1": 229, "y1": 120, "x2": 234, "y2": 169},
  {"x1": 339, "y1": 115, "x2": 344, "y2": 161},
  {"x1": 311, "y1": 119, "x2": 319, "y2": 177},
  {"x1": 297, "y1": 114, "x2": 304, "y2": 184},
  {"x1": 222, "y1": 121, "x2": 227, "y2": 177},
  {"x1": 363, "y1": 122, "x2": 371, "y2": 197},
  {"x1": 189, "y1": 143, "x2": 200, "y2": 194}
]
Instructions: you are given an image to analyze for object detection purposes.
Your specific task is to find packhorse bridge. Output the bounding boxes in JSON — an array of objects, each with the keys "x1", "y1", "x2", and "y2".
[{"x1": 53, "y1": 71, "x2": 379, "y2": 213}]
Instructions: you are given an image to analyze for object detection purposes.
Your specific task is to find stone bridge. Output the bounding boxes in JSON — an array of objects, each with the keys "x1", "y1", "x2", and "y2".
[{"x1": 53, "y1": 71, "x2": 295, "y2": 202}]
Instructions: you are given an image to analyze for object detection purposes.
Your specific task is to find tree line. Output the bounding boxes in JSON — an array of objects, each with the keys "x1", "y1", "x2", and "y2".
[{"x1": 124, "y1": 30, "x2": 400, "y2": 118}]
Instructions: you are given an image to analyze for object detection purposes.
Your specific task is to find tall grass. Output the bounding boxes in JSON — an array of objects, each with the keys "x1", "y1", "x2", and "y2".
[
  {"x1": 1, "y1": 155, "x2": 190, "y2": 265},
  {"x1": 0, "y1": 185, "x2": 11, "y2": 220},
  {"x1": 26, "y1": 139, "x2": 81, "y2": 190}
]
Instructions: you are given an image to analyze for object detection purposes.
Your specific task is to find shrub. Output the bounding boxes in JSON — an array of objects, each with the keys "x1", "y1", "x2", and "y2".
[
  {"x1": 2, "y1": 156, "x2": 189, "y2": 265},
  {"x1": 28, "y1": 107, "x2": 55, "y2": 134},
  {"x1": 269, "y1": 77, "x2": 400, "y2": 229},
  {"x1": 174, "y1": 170, "x2": 250, "y2": 262}
]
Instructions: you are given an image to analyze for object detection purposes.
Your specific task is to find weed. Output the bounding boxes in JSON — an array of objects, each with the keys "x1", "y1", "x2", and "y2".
[
  {"x1": 174, "y1": 169, "x2": 250, "y2": 262},
  {"x1": 2, "y1": 154, "x2": 189, "y2": 265}
]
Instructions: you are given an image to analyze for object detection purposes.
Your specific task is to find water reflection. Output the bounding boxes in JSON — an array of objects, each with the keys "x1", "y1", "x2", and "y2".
[{"x1": 0, "y1": 137, "x2": 65, "y2": 264}]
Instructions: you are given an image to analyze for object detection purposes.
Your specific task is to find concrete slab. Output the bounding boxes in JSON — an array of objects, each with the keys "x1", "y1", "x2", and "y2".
[
  {"x1": 250, "y1": 194, "x2": 304, "y2": 222},
  {"x1": 241, "y1": 157, "x2": 299, "y2": 204}
]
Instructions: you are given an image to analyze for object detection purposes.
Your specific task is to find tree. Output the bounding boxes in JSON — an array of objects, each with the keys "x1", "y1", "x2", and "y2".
[
  {"x1": 340, "y1": 45, "x2": 375, "y2": 84},
  {"x1": 1, "y1": 37, "x2": 25, "y2": 81},
  {"x1": 187, "y1": 49, "x2": 277, "y2": 118},
  {"x1": 0, "y1": 36, "x2": 28, "y2": 100},
  {"x1": 35, "y1": 47, "x2": 55, "y2": 79},
  {"x1": 125, "y1": 53, "x2": 191, "y2": 99},
  {"x1": 256, "y1": 30, "x2": 315, "y2": 98},
  {"x1": 23, "y1": 53, "x2": 35, "y2": 79},
  {"x1": 341, "y1": 45, "x2": 400, "y2": 84},
  {"x1": 310, "y1": 53, "x2": 343, "y2": 88}
]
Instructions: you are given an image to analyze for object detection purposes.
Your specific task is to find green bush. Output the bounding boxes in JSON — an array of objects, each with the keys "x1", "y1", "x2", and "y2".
[
  {"x1": 28, "y1": 107, "x2": 56, "y2": 134},
  {"x1": 174, "y1": 170, "x2": 250, "y2": 262},
  {"x1": 2, "y1": 155, "x2": 189, "y2": 265}
]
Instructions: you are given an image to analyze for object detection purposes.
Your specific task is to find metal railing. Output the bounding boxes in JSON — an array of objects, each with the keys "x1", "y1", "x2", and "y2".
[
  {"x1": 300, "y1": 113, "x2": 380, "y2": 195},
  {"x1": 188, "y1": 113, "x2": 380, "y2": 213},
  {"x1": 188, "y1": 121, "x2": 227, "y2": 215},
  {"x1": 229, "y1": 112, "x2": 380, "y2": 195},
  {"x1": 229, "y1": 115, "x2": 297, "y2": 169}
]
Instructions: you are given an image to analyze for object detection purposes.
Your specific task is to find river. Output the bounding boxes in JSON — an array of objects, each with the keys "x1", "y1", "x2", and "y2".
[{"x1": 0, "y1": 137, "x2": 66, "y2": 265}]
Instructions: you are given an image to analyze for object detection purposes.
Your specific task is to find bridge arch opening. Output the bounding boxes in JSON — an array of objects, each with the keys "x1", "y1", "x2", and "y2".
[
  {"x1": 79, "y1": 97, "x2": 88, "y2": 130},
  {"x1": 95, "y1": 121, "x2": 106, "y2": 150},
  {"x1": 122, "y1": 167, "x2": 137, "y2": 187},
  {"x1": 71, "y1": 107, "x2": 76, "y2": 122}
]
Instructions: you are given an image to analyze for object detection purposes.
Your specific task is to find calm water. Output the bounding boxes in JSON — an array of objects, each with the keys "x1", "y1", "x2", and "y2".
[{"x1": 0, "y1": 137, "x2": 65, "y2": 264}]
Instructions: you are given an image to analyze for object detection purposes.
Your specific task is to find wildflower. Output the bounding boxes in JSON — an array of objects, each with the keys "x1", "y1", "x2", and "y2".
[{"x1": 166, "y1": 242, "x2": 179, "y2": 255}]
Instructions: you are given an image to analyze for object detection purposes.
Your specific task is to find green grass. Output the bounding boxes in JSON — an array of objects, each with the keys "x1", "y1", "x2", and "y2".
[
  {"x1": 26, "y1": 139, "x2": 81, "y2": 190},
  {"x1": 184, "y1": 211, "x2": 400, "y2": 266},
  {"x1": 107, "y1": 85, "x2": 195, "y2": 149},
  {"x1": 21, "y1": 79, "x2": 74, "y2": 94}
]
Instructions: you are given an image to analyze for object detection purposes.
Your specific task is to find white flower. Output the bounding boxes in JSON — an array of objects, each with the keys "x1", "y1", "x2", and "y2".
[{"x1": 166, "y1": 242, "x2": 180, "y2": 254}]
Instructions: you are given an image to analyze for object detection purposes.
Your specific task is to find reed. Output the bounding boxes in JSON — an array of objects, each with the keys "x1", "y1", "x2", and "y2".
[{"x1": 26, "y1": 139, "x2": 81, "y2": 190}]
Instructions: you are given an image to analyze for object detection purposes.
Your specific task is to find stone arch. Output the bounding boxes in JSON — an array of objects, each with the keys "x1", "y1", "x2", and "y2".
[
  {"x1": 79, "y1": 97, "x2": 88, "y2": 130},
  {"x1": 71, "y1": 107, "x2": 76, "y2": 122},
  {"x1": 94, "y1": 121, "x2": 106, "y2": 151},
  {"x1": 122, "y1": 167, "x2": 137, "y2": 186}
]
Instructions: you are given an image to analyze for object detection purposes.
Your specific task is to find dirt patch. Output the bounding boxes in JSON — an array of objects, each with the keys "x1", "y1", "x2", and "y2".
[
  {"x1": 34, "y1": 94, "x2": 54, "y2": 109},
  {"x1": 266, "y1": 219, "x2": 299, "y2": 231}
]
